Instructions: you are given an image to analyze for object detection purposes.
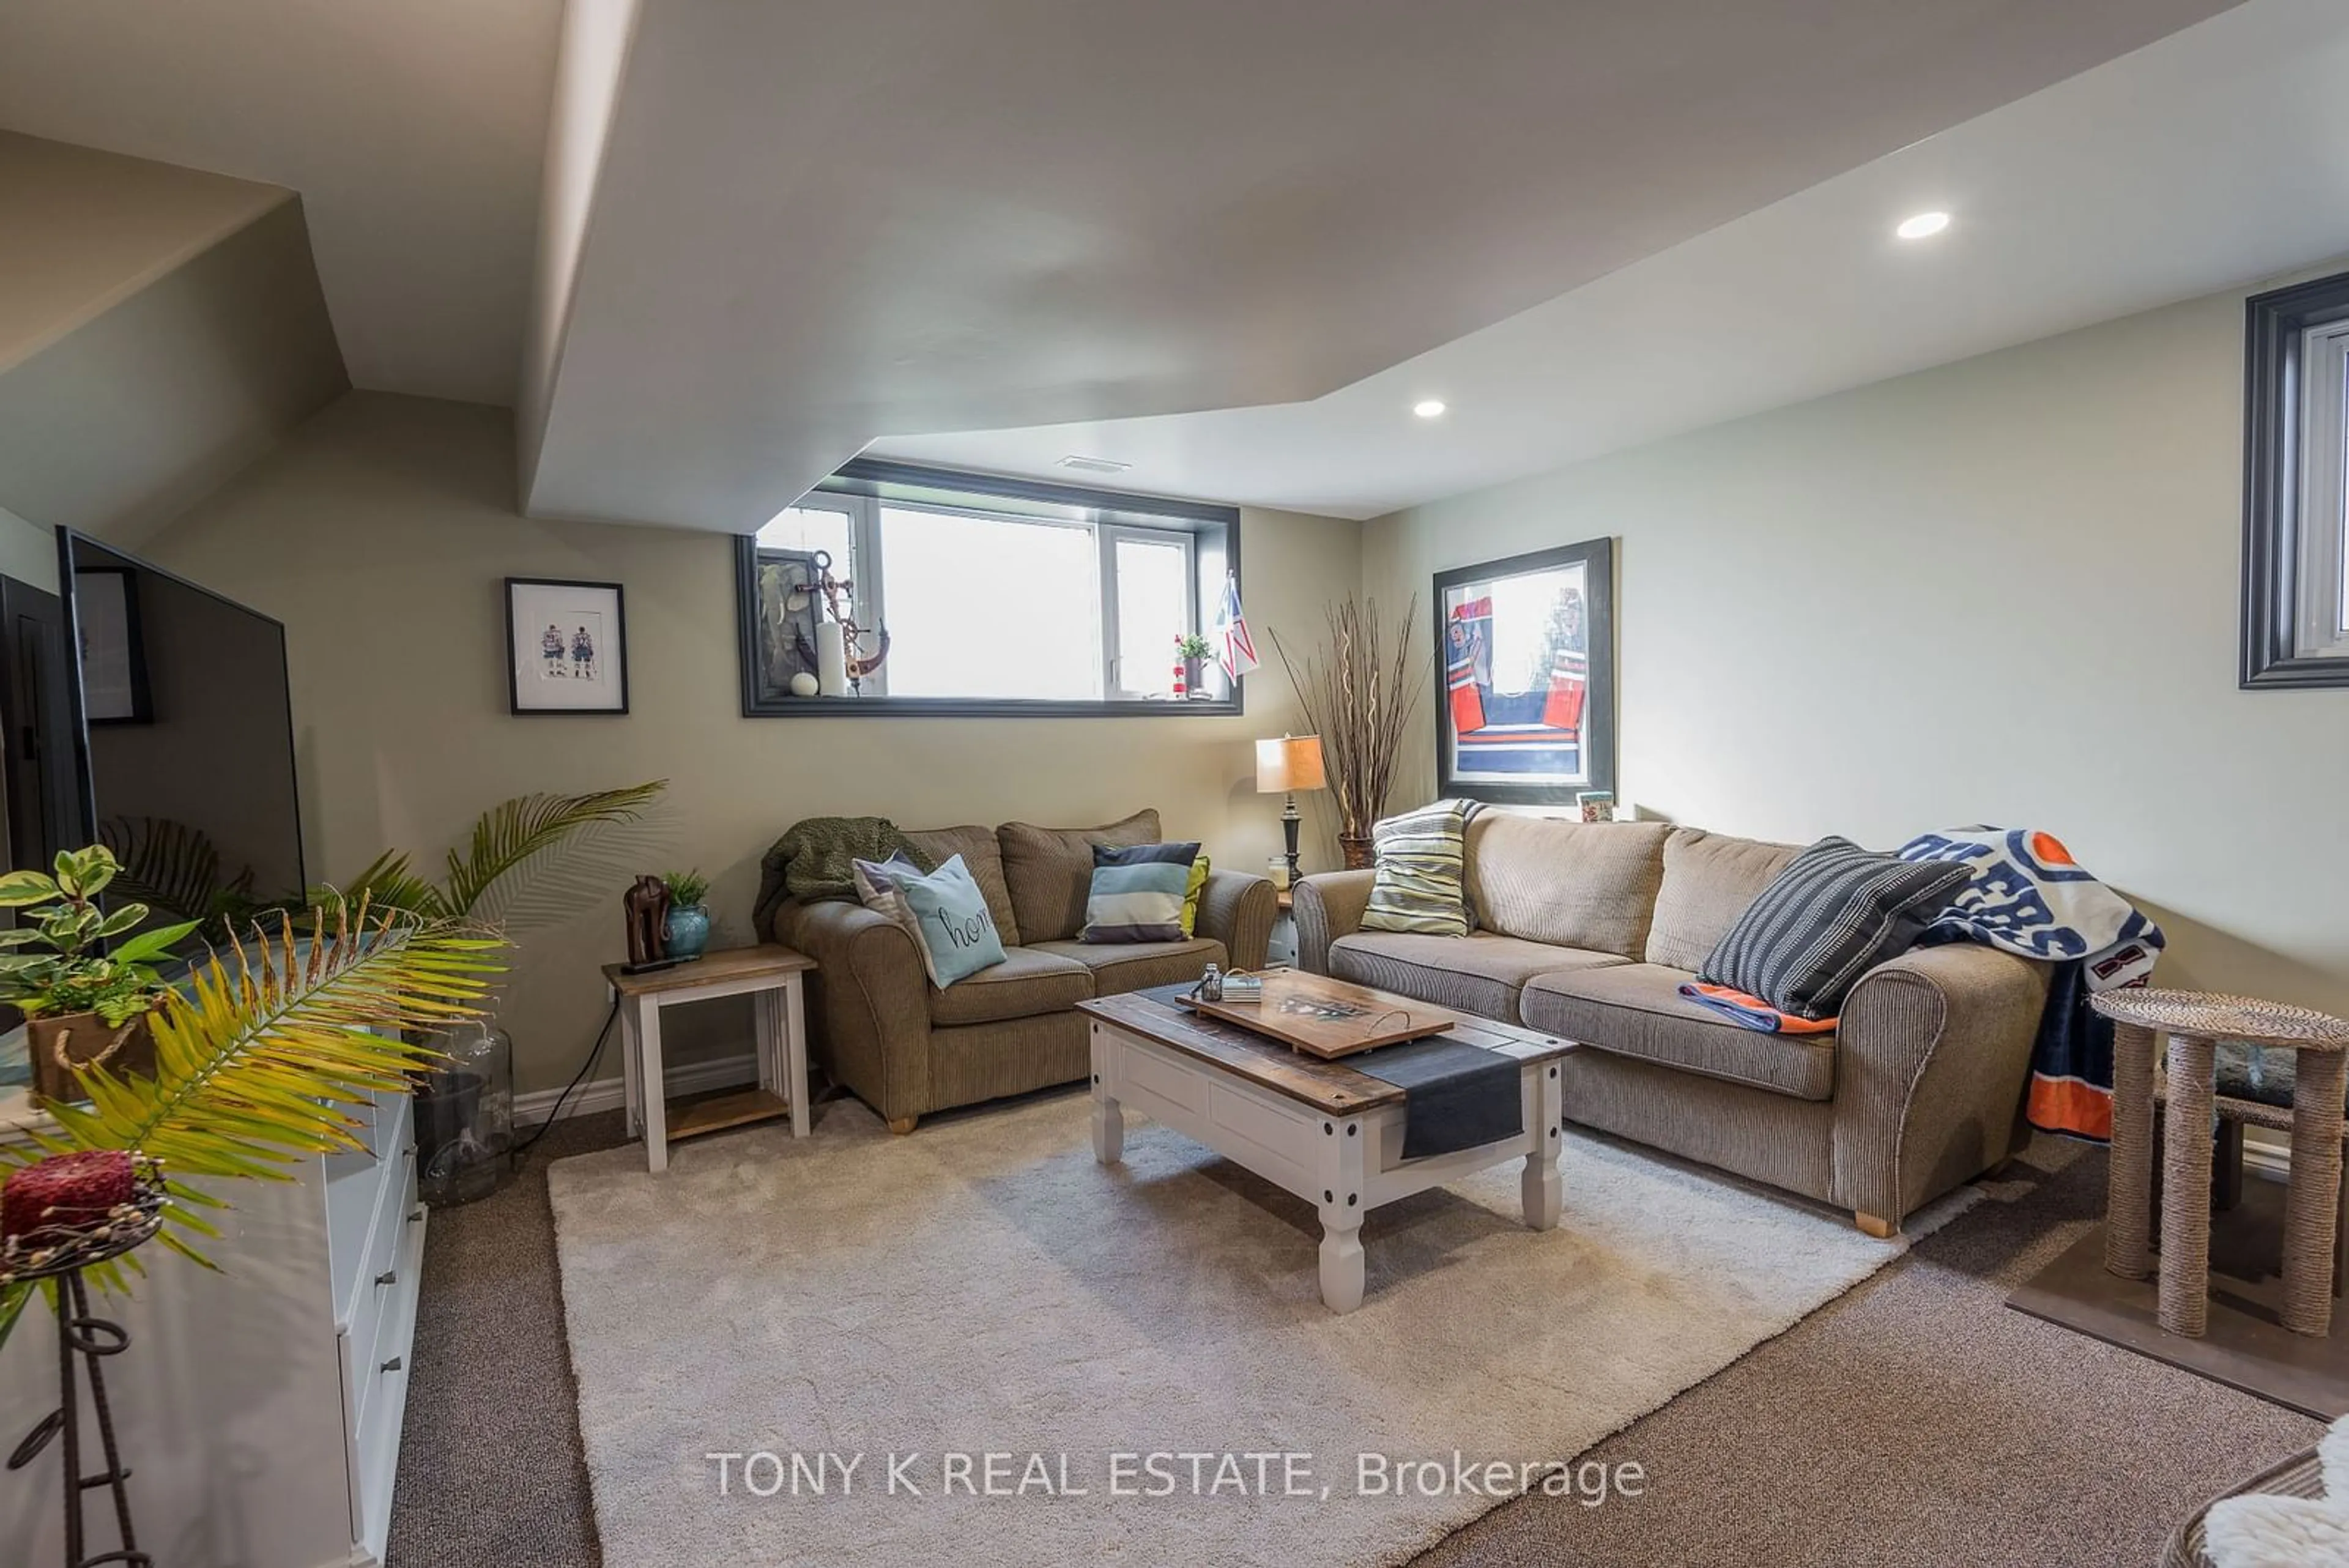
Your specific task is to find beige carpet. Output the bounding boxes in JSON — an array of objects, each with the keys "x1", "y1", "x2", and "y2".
[{"x1": 548, "y1": 1090, "x2": 1973, "y2": 1568}]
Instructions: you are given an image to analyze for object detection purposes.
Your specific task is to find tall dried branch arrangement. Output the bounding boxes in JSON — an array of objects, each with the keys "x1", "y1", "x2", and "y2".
[{"x1": 1269, "y1": 596, "x2": 1427, "y2": 839}]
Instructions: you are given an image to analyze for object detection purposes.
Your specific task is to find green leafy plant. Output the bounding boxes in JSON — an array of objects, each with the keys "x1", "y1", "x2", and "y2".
[
  {"x1": 663, "y1": 868, "x2": 710, "y2": 907},
  {"x1": 0, "y1": 900, "x2": 507, "y2": 1349},
  {"x1": 1176, "y1": 633, "x2": 1214, "y2": 660},
  {"x1": 336, "y1": 780, "x2": 666, "y2": 928},
  {"x1": 0, "y1": 847, "x2": 201, "y2": 1024}
]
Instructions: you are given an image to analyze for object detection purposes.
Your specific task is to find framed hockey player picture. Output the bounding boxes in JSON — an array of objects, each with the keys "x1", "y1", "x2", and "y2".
[
  {"x1": 506, "y1": 577, "x2": 629, "y2": 715},
  {"x1": 1433, "y1": 538, "x2": 1615, "y2": 805}
]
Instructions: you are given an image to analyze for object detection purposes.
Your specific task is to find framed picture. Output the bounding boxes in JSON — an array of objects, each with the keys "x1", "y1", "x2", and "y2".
[
  {"x1": 1433, "y1": 538, "x2": 1616, "y2": 804},
  {"x1": 506, "y1": 578, "x2": 629, "y2": 715},
  {"x1": 75, "y1": 567, "x2": 153, "y2": 724}
]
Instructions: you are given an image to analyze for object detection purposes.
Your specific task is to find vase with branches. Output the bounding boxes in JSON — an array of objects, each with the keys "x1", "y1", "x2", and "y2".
[{"x1": 1269, "y1": 596, "x2": 1427, "y2": 869}]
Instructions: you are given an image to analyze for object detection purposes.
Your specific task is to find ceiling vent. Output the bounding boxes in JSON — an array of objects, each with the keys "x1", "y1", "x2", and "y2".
[{"x1": 1055, "y1": 454, "x2": 1131, "y2": 475}]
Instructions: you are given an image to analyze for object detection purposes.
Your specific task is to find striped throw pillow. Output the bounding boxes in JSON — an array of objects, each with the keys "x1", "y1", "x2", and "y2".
[
  {"x1": 1360, "y1": 800, "x2": 1478, "y2": 937},
  {"x1": 1081, "y1": 841, "x2": 1201, "y2": 943},
  {"x1": 1699, "y1": 836, "x2": 1973, "y2": 1020}
]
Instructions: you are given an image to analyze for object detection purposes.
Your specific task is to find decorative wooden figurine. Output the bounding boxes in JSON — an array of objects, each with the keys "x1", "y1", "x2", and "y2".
[{"x1": 623, "y1": 875, "x2": 672, "y2": 968}]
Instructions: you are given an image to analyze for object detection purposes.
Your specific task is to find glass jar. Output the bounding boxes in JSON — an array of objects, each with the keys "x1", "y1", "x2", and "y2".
[{"x1": 413, "y1": 1019, "x2": 515, "y2": 1206}]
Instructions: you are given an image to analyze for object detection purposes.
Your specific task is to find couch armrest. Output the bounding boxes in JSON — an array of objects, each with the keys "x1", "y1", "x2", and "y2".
[
  {"x1": 773, "y1": 899, "x2": 934, "y2": 1121},
  {"x1": 1829, "y1": 943, "x2": 2049, "y2": 1225},
  {"x1": 1196, "y1": 869, "x2": 1276, "y2": 971},
  {"x1": 1293, "y1": 869, "x2": 1377, "y2": 975}
]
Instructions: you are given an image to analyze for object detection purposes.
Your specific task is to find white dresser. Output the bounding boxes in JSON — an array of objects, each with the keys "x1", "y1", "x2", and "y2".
[{"x1": 0, "y1": 1070, "x2": 426, "y2": 1568}]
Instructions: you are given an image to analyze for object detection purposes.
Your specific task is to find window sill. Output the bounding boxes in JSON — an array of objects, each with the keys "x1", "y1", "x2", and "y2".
[{"x1": 740, "y1": 694, "x2": 1244, "y2": 719}]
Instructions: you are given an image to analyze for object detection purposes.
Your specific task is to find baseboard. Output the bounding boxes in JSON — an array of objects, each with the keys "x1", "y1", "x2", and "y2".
[{"x1": 515, "y1": 1052, "x2": 759, "y2": 1127}]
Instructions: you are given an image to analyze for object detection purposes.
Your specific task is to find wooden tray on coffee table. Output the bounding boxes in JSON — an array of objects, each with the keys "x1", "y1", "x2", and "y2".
[{"x1": 1177, "y1": 970, "x2": 1460, "y2": 1059}]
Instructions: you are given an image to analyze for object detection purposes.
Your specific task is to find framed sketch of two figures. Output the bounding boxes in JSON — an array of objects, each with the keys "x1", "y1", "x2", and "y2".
[
  {"x1": 507, "y1": 577, "x2": 629, "y2": 715},
  {"x1": 1434, "y1": 537, "x2": 1615, "y2": 806}
]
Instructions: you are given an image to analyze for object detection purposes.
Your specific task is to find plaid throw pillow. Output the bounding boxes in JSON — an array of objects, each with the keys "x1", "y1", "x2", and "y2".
[
  {"x1": 1699, "y1": 836, "x2": 1972, "y2": 1020},
  {"x1": 1360, "y1": 800, "x2": 1479, "y2": 938}
]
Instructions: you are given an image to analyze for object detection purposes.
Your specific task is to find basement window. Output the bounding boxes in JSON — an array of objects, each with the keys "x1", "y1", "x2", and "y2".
[
  {"x1": 2242, "y1": 270, "x2": 2349, "y2": 686},
  {"x1": 737, "y1": 460, "x2": 1242, "y2": 716}
]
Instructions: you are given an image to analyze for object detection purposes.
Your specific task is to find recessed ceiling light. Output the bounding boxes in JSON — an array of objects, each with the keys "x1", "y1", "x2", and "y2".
[
  {"x1": 1412, "y1": 399, "x2": 1447, "y2": 419},
  {"x1": 1894, "y1": 210, "x2": 1951, "y2": 240}
]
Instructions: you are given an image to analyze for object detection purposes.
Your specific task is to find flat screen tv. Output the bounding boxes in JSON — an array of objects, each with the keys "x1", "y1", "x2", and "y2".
[{"x1": 59, "y1": 531, "x2": 305, "y2": 938}]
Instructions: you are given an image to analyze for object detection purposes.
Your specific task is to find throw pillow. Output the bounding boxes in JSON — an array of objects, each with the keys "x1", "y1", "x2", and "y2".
[
  {"x1": 1178, "y1": 854, "x2": 1212, "y2": 937},
  {"x1": 1360, "y1": 799, "x2": 1478, "y2": 937},
  {"x1": 1081, "y1": 841, "x2": 1201, "y2": 944},
  {"x1": 853, "y1": 853, "x2": 1008, "y2": 988},
  {"x1": 1698, "y1": 836, "x2": 1973, "y2": 1020},
  {"x1": 850, "y1": 850, "x2": 926, "y2": 948}
]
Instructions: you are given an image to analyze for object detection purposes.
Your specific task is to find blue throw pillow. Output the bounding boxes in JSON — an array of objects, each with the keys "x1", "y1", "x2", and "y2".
[
  {"x1": 1081, "y1": 841, "x2": 1200, "y2": 944},
  {"x1": 856, "y1": 853, "x2": 1006, "y2": 988}
]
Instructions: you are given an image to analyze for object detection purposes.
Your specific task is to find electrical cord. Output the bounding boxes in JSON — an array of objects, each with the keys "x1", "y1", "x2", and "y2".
[{"x1": 510, "y1": 995, "x2": 619, "y2": 1164}]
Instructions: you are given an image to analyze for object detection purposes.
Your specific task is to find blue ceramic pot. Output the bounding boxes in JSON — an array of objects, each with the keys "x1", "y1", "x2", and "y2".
[{"x1": 663, "y1": 903, "x2": 711, "y2": 960}]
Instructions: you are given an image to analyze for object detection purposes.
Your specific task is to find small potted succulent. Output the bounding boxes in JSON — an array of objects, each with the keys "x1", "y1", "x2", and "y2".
[
  {"x1": 1176, "y1": 633, "x2": 1215, "y2": 698},
  {"x1": 662, "y1": 868, "x2": 712, "y2": 960},
  {"x1": 0, "y1": 847, "x2": 199, "y2": 1106}
]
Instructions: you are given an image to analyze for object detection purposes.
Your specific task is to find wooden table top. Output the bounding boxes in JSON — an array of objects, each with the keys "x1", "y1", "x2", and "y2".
[
  {"x1": 601, "y1": 942, "x2": 815, "y2": 995},
  {"x1": 1080, "y1": 985, "x2": 1574, "y2": 1117}
]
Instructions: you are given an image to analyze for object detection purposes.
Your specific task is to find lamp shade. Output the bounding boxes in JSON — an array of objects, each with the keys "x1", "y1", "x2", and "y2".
[{"x1": 1255, "y1": 735, "x2": 1327, "y2": 794}]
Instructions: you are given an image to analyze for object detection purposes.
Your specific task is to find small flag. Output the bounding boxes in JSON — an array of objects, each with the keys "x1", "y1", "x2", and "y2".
[{"x1": 1214, "y1": 573, "x2": 1260, "y2": 680}]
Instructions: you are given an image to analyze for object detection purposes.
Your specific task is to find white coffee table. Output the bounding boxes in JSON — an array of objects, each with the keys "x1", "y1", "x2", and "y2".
[{"x1": 1079, "y1": 985, "x2": 1571, "y2": 1313}]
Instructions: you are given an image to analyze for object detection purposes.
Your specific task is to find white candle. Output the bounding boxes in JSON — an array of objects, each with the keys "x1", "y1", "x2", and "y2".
[{"x1": 816, "y1": 621, "x2": 850, "y2": 697}]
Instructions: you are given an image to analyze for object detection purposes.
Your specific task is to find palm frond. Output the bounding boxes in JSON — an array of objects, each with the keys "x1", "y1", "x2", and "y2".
[
  {"x1": 27, "y1": 902, "x2": 504, "y2": 1261},
  {"x1": 333, "y1": 850, "x2": 447, "y2": 920},
  {"x1": 437, "y1": 781, "x2": 667, "y2": 924}
]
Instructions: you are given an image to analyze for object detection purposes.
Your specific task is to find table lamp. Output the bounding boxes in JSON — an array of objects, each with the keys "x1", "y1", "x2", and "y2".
[{"x1": 1255, "y1": 734, "x2": 1327, "y2": 886}]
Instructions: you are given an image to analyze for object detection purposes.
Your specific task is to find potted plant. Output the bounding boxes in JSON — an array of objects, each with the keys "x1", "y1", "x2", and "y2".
[
  {"x1": 1268, "y1": 597, "x2": 1426, "y2": 869},
  {"x1": 0, "y1": 848, "x2": 201, "y2": 1107},
  {"x1": 0, "y1": 896, "x2": 502, "y2": 1350},
  {"x1": 662, "y1": 868, "x2": 711, "y2": 959},
  {"x1": 1176, "y1": 633, "x2": 1215, "y2": 697}
]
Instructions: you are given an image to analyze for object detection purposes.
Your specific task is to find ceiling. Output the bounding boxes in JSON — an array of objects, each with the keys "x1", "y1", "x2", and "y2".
[
  {"x1": 0, "y1": 0, "x2": 561, "y2": 407},
  {"x1": 11, "y1": 0, "x2": 2337, "y2": 532},
  {"x1": 523, "y1": 0, "x2": 2240, "y2": 531},
  {"x1": 878, "y1": 0, "x2": 2349, "y2": 518}
]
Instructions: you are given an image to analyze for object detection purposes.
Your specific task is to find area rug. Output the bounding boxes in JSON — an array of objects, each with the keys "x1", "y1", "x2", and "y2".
[{"x1": 548, "y1": 1090, "x2": 1974, "y2": 1568}]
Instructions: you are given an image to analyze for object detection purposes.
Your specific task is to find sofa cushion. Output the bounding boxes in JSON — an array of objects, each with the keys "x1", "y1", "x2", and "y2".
[
  {"x1": 1328, "y1": 931, "x2": 1628, "y2": 1022},
  {"x1": 1701, "y1": 837, "x2": 1973, "y2": 1020},
  {"x1": 1644, "y1": 829, "x2": 1803, "y2": 972},
  {"x1": 903, "y1": 824, "x2": 1023, "y2": 946},
  {"x1": 1463, "y1": 814, "x2": 1671, "y2": 958},
  {"x1": 1030, "y1": 935, "x2": 1226, "y2": 998},
  {"x1": 1361, "y1": 798, "x2": 1475, "y2": 937},
  {"x1": 998, "y1": 809, "x2": 1162, "y2": 943},
  {"x1": 925, "y1": 945, "x2": 1094, "y2": 1027},
  {"x1": 1522, "y1": 963, "x2": 1836, "y2": 1101}
]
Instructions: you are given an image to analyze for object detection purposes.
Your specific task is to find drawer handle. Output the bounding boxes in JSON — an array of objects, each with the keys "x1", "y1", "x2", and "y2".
[
  {"x1": 374, "y1": 1269, "x2": 398, "y2": 1287},
  {"x1": 379, "y1": 1356, "x2": 403, "y2": 1373}
]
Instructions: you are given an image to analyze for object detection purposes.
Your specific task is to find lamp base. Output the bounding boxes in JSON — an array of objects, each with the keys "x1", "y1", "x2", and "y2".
[{"x1": 1282, "y1": 793, "x2": 1302, "y2": 885}]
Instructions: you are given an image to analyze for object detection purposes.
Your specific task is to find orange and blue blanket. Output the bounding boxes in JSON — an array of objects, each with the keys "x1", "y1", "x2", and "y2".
[
  {"x1": 1894, "y1": 827, "x2": 2163, "y2": 1142},
  {"x1": 1676, "y1": 981, "x2": 1839, "y2": 1035}
]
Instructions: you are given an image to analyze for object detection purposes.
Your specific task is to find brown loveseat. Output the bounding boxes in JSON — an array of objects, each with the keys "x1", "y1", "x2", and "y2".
[
  {"x1": 770, "y1": 810, "x2": 1275, "y2": 1132},
  {"x1": 1294, "y1": 814, "x2": 2049, "y2": 1232}
]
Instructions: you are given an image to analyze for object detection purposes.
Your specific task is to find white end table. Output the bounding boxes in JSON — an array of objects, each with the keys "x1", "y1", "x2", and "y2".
[{"x1": 603, "y1": 943, "x2": 816, "y2": 1173}]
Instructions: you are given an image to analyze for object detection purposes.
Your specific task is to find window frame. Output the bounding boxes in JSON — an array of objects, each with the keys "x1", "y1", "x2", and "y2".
[
  {"x1": 2242, "y1": 270, "x2": 2349, "y2": 687},
  {"x1": 736, "y1": 459, "x2": 1243, "y2": 718}
]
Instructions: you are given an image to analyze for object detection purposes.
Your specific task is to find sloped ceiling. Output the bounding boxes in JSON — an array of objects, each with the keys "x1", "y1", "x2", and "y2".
[{"x1": 0, "y1": 0, "x2": 561, "y2": 407}]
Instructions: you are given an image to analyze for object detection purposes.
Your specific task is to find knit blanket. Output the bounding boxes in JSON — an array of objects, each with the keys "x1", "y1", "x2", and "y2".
[
  {"x1": 1895, "y1": 827, "x2": 2164, "y2": 1141},
  {"x1": 751, "y1": 816, "x2": 927, "y2": 934}
]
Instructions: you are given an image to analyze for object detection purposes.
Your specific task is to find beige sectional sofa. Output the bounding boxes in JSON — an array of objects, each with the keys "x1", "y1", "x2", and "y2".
[
  {"x1": 1294, "y1": 814, "x2": 2049, "y2": 1231},
  {"x1": 770, "y1": 810, "x2": 1275, "y2": 1132}
]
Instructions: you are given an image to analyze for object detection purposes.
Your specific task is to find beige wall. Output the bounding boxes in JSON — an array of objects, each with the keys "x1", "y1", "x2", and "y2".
[
  {"x1": 144, "y1": 392, "x2": 1360, "y2": 1090},
  {"x1": 1365, "y1": 278, "x2": 2349, "y2": 1019}
]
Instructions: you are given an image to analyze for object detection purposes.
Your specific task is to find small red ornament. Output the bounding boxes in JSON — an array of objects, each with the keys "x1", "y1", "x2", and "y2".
[{"x1": 1, "y1": 1150, "x2": 136, "y2": 1242}]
